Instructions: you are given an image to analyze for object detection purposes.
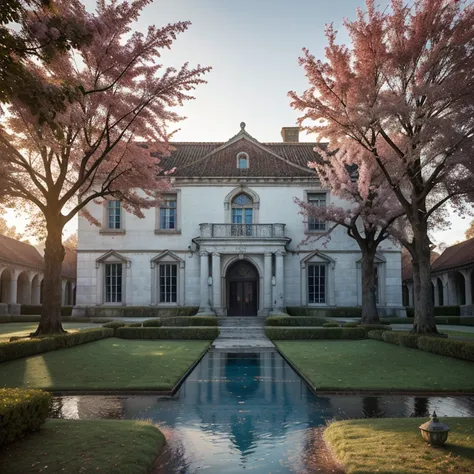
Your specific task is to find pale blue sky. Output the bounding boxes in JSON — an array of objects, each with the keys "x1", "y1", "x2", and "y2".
[{"x1": 6, "y1": 0, "x2": 470, "y2": 244}]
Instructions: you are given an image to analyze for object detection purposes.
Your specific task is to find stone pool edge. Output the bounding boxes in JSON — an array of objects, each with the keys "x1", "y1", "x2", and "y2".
[
  {"x1": 273, "y1": 345, "x2": 474, "y2": 396},
  {"x1": 50, "y1": 342, "x2": 213, "y2": 397}
]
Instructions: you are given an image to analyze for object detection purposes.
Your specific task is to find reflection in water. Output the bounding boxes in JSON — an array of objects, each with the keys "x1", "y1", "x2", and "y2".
[{"x1": 52, "y1": 349, "x2": 474, "y2": 474}]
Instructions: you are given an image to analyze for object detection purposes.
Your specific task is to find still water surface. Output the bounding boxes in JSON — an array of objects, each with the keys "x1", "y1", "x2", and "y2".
[{"x1": 52, "y1": 350, "x2": 474, "y2": 473}]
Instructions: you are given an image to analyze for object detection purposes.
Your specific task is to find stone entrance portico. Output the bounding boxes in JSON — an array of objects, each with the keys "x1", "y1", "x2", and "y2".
[{"x1": 195, "y1": 223, "x2": 290, "y2": 316}]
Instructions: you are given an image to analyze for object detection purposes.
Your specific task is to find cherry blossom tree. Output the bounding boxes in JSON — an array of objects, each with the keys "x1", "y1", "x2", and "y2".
[
  {"x1": 296, "y1": 146, "x2": 403, "y2": 323},
  {"x1": 0, "y1": 0, "x2": 210, "y2": 334},
  {"x1": 290, "y1": 0, "x2": 474, "y2": 333}
]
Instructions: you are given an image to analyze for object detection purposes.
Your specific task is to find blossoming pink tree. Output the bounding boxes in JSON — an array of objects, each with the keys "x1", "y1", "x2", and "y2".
[
  {"x1": 290, "y1": 0, "x2": 474, "y2": 333},
  {"x1": 296, "y1": 145, "x2": 403, "y2": 323},
  {"x1": 0, "y1": 0, "x2": 210, "y2": 334}
]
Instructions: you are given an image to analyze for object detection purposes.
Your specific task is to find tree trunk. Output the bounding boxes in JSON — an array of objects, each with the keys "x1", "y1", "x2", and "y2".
[
  {"x1": 411, "y1": 229, "x2": 437, "y2": 334},
  {"x1": 360, "y1": 247, "x2": 380, "y2": 324},
  {"x1": 33, "y1": 219, "x2": 66, "y2": 335}
]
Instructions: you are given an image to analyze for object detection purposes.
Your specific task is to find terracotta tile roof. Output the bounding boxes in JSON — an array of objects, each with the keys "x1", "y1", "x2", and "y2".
[
  {"x1": 0, "y1": 235, "x2": 76, "y2": 278},
  {"x1": 151, "y1": 135, "x2": 326, "y2": 178},
  {"x1": 431, "y1": 238, "x2": 474, "y2": 273},
  {"x1": 0, "y1": 234, "x2": 44, "y2": 269},
  {"x1": 402, "y1": 248, "x2": 440, "y2": 281}
]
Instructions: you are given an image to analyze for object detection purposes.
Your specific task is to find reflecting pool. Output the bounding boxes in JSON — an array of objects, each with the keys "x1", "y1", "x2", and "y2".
[{"x1": 52, "y1": 349, "x2": 474, "y2": 473}]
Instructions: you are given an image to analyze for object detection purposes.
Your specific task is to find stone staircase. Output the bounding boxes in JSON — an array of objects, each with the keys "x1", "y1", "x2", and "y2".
[{"x1": 212, "y1": 317, "x2": 274, "y2": 349}]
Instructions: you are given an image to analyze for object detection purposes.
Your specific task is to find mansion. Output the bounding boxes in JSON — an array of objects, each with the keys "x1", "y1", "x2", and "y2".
[{"x1": 74, "y1": 124, "x2": 404, "y2": 317}]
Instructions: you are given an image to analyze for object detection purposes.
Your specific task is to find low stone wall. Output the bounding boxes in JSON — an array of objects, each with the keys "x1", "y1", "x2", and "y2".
[
  {"x1": 461, "y1": 305, "x2": 474, "y2": 317},
  {"x1": 286, "y1": 306, "x2": 406, "y2": 318},
  {"x1": 72, "y1": 305, "x2": 199, "y2": 318}
]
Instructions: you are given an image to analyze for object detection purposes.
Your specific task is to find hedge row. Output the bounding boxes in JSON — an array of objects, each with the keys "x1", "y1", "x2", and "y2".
[
  {"x1": 0, "y1": 315, "x2": 112, "y2": 324},
  {"x1": 20, "y1": 305, "x2": 74, "y2": 316},
  {"x1": 265, "y1": 327, "x2": 367, "y2": 340},
  {"x1": 286, "y1": 306, "x2": 362, "y2": 317},
  {"x1": 368, "y1": 330, "x2": 474, "y2": 361},
  {"x1": 405, "y1": 306, "x2": 461, "y2": 317},
  {"x1": 0, "y1": 328, "x2": 114, "y2": 363},
  {"x1": 115, "y1": 327, "x2": 219, "y2": 340},
  {"x1": 0, "y1": 388, "x2": 51, "y2": 446},
  {"x1": 382, "y1": 316, "x2": 474, "y2": 326},
  {"x1": 266, "y1": 316, "x2": 328, "y2": 327},
  {"x1": 142, "y1": 316, "x2": 218, "y2": 328}
]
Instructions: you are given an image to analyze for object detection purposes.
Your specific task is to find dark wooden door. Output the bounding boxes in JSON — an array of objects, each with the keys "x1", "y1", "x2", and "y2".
[{"x1": 228, "y1": 280, "x2": 257, "y2": 316}]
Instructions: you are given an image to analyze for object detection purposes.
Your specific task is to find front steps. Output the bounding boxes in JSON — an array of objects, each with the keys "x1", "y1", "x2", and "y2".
[{"x1": 212, "y1": 317, "x2": 274, "y2": 349}]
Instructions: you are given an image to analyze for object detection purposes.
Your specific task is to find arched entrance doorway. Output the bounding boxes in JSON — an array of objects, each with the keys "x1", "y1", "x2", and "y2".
[{"x1": 226, "y1": 260, "x2": 259, "y2": 316}]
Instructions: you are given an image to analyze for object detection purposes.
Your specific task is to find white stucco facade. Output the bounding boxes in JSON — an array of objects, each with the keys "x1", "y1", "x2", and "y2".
[{"x1": 74, "y1": 126, "x2": 404, "y2": 317}]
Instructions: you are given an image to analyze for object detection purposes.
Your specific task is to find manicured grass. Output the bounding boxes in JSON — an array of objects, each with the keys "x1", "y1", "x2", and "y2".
[
  {"x1": 0, "y1": 322, "x2": 98, "y2": 341},
  {"x1": 0, "y1": 419, "x2": 164, "y2": 474},
  {"x1": 325, "y1": 417, "x2": 474, "y2": 474},
  {"x1": 0, "y1": 338, "x2": 210, "y2": 391},
  {"x1": 276, "y1": 340, "x2": 474, "y2": 391}
]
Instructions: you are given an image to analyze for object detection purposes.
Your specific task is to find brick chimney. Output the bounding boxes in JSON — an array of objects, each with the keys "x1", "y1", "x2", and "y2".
[{"x1": 281, "y1": 127, "x2": 300, "y2": 143}]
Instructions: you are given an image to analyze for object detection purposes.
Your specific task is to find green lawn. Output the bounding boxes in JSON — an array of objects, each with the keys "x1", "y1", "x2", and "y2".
[
  {"x1": 0, "y1": 338, "x2": 210, "y2": 391},
  {"x1": 276, "y1": 340, "x2": 474, "y2": 391},
  {"x1": 0, "y1": 322, "x2": 99, "y2": 341},
  {"x1": 0, "y1": 419, "x2": 164, "y2": 474},
  {"x1": 325, "y1": 417, "x2": 474, "y2": 474}
]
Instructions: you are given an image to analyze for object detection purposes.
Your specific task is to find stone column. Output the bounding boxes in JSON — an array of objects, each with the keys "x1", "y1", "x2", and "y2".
[
  {"x1": 440, "y1": 274, "x2": 449, "y2": 306},
  {"x1": 264, "y1": 252, "x2": 272, "y2": 314},
  {"x1": 407, "y1": 282, "x2": 414, "y2": 307},
  {"x1": 8, "y1": 273, "x2": 21, "y2": 315},
  {"x1": 274, "y1": 250, "x2": 285, "y2": 311},
  {"x1": 212, "y1": 252, "x2": 222, "y2": 314},
  {"x1": 431, "y1": 277, "x2": 439, "y2": 307},
  {"x1": 198, "y1": 251, "x2": 210, "y2": 313},
  {"x1": 61, "y1": 280, "x2": 67, "y2": 306},
  {"x1": 461, "y1": 269, "x2": 473, "y2": 306},
  {"x1": 31, "y1": 278, "x2": 41, "y2": 305}
]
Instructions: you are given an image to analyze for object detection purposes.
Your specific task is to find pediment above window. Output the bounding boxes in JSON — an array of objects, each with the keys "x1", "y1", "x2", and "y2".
[
  {"x1": 150, "y1": 250, "x2": 185, "y2": 269},
  {"x1": 301, "y1": 250, "x2": 336, "y2": 269},
  {"x1": 355, "y1": 252, "x2": 386, "y2": 265},
  {"x1": 96, "y1": 250, "x2": 130, "y2": 268}
]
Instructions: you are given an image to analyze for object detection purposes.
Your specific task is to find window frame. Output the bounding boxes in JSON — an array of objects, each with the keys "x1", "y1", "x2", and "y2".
[
  {"x1": 158, "y1": 263, "x2": 178, "y2": 304},
  {"x1": 155, "y1": 191, "x2": 181, "y2": 234},
  {"x1": 307, "y1": 263, "x2": 327, "y2": 304},
  {"x1": 306, "y1": 192, "x2": 327, "y2": 233},
  {"x1": 236, "y1": 152, "x2": 249, "y2": 169},
  {"x1": 101, "y1": 200, "x2": 126, "y2": 234},
  {"x1": 104, "y1": 262, "x2": 123, "y2": 304},
  {"x1": 150, "y1": 250, "x2": 185, "y2": 306}
]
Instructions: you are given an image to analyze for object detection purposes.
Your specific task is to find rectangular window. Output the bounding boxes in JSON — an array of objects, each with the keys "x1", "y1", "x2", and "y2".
[
  {"x1": 106, "y1": 201, "x2": 121, "y2": 229},
  {"x1": 307, "y1": 193, "x2": 326, "y2": 231},
  {"x1": 308, "y1": 264, "x2": 326, "y2": 304},
  {"x1": 105, "y1": 263, "x2": 122, "y2": 303},
  {"x1": 238, "y1": 157, "x2": 248, "y2": 168},
  {"x1": 159, "y1": 264, "x2": 177, "y2": 303},
  {"x1": 160, "y1": 198, "x2": 177, "y2": 230}
]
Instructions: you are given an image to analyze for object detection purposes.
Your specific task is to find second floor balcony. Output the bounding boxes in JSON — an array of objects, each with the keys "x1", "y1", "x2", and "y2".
[{"x1": 199, "y1": 223, "x2": 286, "y2": 239}]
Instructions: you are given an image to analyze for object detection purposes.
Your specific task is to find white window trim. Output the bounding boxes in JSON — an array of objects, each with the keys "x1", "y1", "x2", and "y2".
[
  {"x1": 300, "y1": 250, "x2": 335, "y2": 306},
  {"x1": 155, "y1": 190, "x2": 181, "y2": 234},
  {"x1": 100, "y1": 200, "x2": 126, "y2": 235},
  {"x1": 303, "y1": 190, "x2": 328, "y2": 234},
  {"x1": 236, "y1": 151, "x2": 249, "y2": 169},
  {"x1": 150, "y1": 250, "x2": 185, "y2": 306},
  {"x1": 95, "y1": 251, "x2": 130, "y2": 305},
  {"x1": 223, "y1": 187, "x2": 260, "y2": 224}
]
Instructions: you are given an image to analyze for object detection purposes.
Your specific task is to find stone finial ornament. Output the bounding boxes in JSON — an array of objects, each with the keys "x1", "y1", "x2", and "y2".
[{"x1": 419, "y1": 411, "x2": 450, "y2": 446}]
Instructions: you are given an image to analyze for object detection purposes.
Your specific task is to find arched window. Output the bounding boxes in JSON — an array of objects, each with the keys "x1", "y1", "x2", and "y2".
[
  {"x1": 237, "y1": 152, "x2": 249, "y2": 169},
  {"x1": 231, "y1": 193, "x2": 253, "y2": 235}
]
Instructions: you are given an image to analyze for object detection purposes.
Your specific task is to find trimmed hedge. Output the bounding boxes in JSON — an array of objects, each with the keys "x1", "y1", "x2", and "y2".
[
  {"x1": 20, "y1": 305, "x2": 73, "y2": 316},
  {"x1": 405, "y1": 306, "x2": 461, "y2": 318},
  {"x1": 367, "y1": 329, "x2": 386, "y2": 340},
  {"x1": 323, "y1": 322, "x2": 340, "y2": 328},
  {"x1": 417, "y1": 336, "x2": 474, "y2": 362},
  {"x1": 383, "y1": 316, "x2": 474, "y2": 326},
  {"x1": 0, "y1": 315, "x2": 112, "y2": 324},
  {"x1": 0, "y1": 388, "x2": 51, "y2": 446},
  {"x1": 84, "y1": 306, "x2": 199, "y2": 318},
  {"x1": 266, "y1": 316, "x2": 328, "y2": 327},
  {"x1": 0, "y1": 328, "x2": 114, "y2": 362},
  {"x1": 286, "y1": 306, "x2": 362, "y2": 317},
  {"x1": 115, "y1": 327, "x2": 218, "y2": 340},
  {"x1": 142, "y1": 316, "x2": 218, "y2": 327},
  {"x1": 381, "y1": 331, "x2": 420, "y2": 349},
  {"x1": 142, "y1": 318, "x2": 161, "y2": 327},
  {"x1": 265, "y1": 327, "x2": 367, "y2": 340}
]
